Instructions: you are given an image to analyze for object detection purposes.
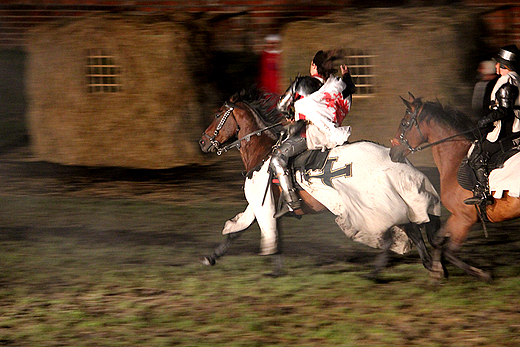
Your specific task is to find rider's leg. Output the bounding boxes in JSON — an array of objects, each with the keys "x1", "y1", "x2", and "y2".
[
  {"x1": 464, "y1": 143, "x2": 493, "y2": 205},
  {"x1": 270, "y1": 135, "x2": 307, "y2": 213}
]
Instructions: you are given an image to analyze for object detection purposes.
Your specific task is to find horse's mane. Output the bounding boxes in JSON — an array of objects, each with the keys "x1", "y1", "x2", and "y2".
[
  {"x1": 415, "y1": 98, "x2": 477, "y2": 141},
  {"x1": 229, "y1": 88, "x2": 286, "y2": 138}
]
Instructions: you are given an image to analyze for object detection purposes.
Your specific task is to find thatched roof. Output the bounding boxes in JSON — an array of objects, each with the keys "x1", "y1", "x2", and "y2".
[{"x1": 279, "y1": 6, "x2": 481, "y2": 166}]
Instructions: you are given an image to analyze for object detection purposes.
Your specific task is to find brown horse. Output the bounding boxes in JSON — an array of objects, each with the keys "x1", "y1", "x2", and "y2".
[
  {"x1": 390, "y1": 94, "x2": 520, "y2": 281},
  {"x1": 199, "y1": 89, "x2": 327, "y2": 216},
  {"x1": 199, "y1": 88, "x2": 441, "y2": 278}
]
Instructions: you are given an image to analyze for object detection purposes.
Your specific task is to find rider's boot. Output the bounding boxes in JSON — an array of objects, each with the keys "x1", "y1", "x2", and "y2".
[
  {"x1": 274, "y1": 172, "x2": 301, "y2": 218},
  {"x1": 463, "y1": 167, "x2": 494, "y2": 206}
]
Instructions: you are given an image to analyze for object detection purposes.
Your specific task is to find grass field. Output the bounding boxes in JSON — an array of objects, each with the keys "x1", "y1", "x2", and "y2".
[
  {"x1": 0, "y1": 110, "x2": 518, "y2": 346},
  {"x1": 1, "y1": 186, "x2": 519, "y2": 346}
]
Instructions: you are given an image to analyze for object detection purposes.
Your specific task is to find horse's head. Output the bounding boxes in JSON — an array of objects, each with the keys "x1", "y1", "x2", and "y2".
[
  {"x1": 390, "y1": 93, "x2": 429, "y2": 163},
  {"x1": 199, "y1": 101, "x2": 239, "y2": 155},
  {"x1": 277, "y1": 76, "x2": 323, "y2": 116}
]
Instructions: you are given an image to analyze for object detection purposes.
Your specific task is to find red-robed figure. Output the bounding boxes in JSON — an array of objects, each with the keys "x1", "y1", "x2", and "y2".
[{"x1": 258, "y1": 34, "x2": 282, "y2": 95}]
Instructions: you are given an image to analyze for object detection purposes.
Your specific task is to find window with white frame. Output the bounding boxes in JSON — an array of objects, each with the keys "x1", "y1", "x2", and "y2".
[{"x1": 86, "y1": 49, "x2": 122, "y2": 93}]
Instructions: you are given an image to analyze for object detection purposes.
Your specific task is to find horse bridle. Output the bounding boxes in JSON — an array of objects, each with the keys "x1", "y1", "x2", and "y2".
[
  {"x1": 398, "y1": 103, "x2": 477, "y2": 153},
  {"x1": 202, "y1": 103, "x2": 236, "y2": 155},
  {"x1": 398, "y1": 105, "x2": 428, "y2": 153},
  {"x1": 202, "y1": 101, "x2": 284, "y2": 156}
]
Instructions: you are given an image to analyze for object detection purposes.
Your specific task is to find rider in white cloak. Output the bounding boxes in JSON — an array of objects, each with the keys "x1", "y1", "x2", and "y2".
[{"x1": 270, "y1": 50, "x2": 356, "y2": 217}]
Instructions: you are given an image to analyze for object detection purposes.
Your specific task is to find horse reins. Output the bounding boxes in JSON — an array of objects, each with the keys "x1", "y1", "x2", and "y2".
[
  {"x1": 216, "y1": 122, "x2": 283, "y2": 155},
  {"x1": 411, "y1": 129, "x2": 477, "y2": 152}
]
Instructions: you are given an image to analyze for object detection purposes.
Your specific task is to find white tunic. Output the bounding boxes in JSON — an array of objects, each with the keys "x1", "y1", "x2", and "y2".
[{"x1": 294, "y1": 76, "x2": 352, "y2": 150}]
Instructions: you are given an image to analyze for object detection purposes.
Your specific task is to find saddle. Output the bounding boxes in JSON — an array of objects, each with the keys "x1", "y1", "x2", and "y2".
[
  {"x1": 289, "y1": 149, "x2": 331, "y2": 190},
  {"x1": 246, "y1": 147, "x2": 331, "y2": 179},
  {"x1": 291, "y1": 148, "x2": 330, "y2": 174},
  {"x1": 265, "y1": 149, "x2": 330, "y2": 189}
]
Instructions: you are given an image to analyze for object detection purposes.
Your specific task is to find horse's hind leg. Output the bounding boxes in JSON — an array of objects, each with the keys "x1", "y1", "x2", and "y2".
[
  {"x1": 424, "y1": 214, "x2": 443, "y2": 248},
  {"x1": 366, "y1": 228, "x2": 393, "y2": 280},
  {"x1": 202, "y1": 231, "x2": 243, "y2": 266},
  {"x1": 404, "y1": 223, "x2": 432, "y2": 271}
]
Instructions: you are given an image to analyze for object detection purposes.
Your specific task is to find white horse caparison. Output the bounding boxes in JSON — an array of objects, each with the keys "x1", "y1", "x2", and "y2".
[{"x1": 199, "y1": 88, "x2": 441, "y2": 277}]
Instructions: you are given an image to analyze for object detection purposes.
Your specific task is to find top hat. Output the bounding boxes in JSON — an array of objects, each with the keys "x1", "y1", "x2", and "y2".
[{"x1": 494, "y1": 44, "x2": 520, "y2": 71}]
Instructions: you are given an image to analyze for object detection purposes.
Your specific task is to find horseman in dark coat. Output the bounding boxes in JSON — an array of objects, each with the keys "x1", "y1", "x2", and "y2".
[{"x1": 465, "y1": 44, "x2": 520, "y2": 205}]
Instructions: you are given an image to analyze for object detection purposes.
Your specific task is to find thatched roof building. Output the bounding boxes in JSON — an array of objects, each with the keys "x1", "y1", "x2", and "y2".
[
  {"x1": 26, "y1": 14, "x2": 214, "y2": 169},
  {"x1": 280, "y1": 6, "x2": 482, "y2": 165},
  {"x1": 26, "y1": 7, "x2": 485, "y2": 168}
]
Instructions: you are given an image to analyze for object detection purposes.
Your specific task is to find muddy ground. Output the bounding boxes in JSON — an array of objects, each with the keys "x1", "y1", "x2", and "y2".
[
  {"x1": 0, "y1": 146, "x2": 247, "y2": 203},
  {"x1": 2, "y1": 145, "x2": 520, "y2": 347},
  {"x1": 1, "y1": 144, "x2": 519, "y2": 273}
]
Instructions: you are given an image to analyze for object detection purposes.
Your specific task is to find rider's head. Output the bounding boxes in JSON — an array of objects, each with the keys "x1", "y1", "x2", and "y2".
[
  {"x1": 310, "y1": 50, "x2": 340, "y2": 79},
  {"x1": 494, "y1": 44, "x2": 520, "y2": 74}
]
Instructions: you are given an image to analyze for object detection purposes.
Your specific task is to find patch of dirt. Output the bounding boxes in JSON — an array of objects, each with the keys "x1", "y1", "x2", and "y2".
[
  {"x1": 1, "y1": 145, "x2": 518, "y2": 276},
  {"x1": 0, "y1": 146, "x2": 247, "y2": 204},
  {"x1": 0, "y1": 146, "x2": 442, "y2": 203}
]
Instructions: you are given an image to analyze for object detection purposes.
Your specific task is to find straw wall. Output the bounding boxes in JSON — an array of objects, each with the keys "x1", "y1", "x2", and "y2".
[
  {"x1": 26, "y1": 14, "x2": 213, "y2": 169},
  {"x1": 280, "y1": 6, "x2": 481, "y2": 166}
]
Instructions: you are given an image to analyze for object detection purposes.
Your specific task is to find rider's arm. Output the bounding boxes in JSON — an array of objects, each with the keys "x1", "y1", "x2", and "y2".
[
  {"x1": 340, "y1": 65, "x2": 356, "y2": 98},
  {"x1": 478, "y1": 107, "x2": 510, "y2": 129},
  {"x1": 478, "y1": 82, "x2": 518, "y2": 128}
]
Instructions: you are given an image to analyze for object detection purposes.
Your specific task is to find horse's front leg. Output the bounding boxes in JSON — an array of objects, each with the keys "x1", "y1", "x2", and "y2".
[
  {"x1": 430, "y1": 219, "x2": 455, "y2": 281},
  {"x1": 203, "y1": 231, "x2": 244, "y2": 266},
  {"x1": 431, "y1": 243, "x2": 448, "y2": 281},
  {"x1": 431, "y1": 212, "x2": 491, "y2": 282},
  {"x1": 203, "y1": 205, "x2": 257, "y2": 267},
  {"x1": 255, "y1": 199, "x2": 285, "y2": 277}
]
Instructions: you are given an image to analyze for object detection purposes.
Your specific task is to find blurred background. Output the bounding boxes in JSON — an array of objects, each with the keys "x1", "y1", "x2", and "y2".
[
  {"x1": 0, "y1": 0, "x2": 519, "y2": 167},
  {"x1": 1, "y1": 3, "x2": 520, "y2": 345}
]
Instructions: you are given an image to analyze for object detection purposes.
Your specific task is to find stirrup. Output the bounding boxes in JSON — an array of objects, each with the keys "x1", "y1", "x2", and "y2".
[
  {"x1": 274, "y1": 204, "x2": 291, "y2": 218},
  {"x1": 464, "y1": 193, "x2": 494, "y2": 206},
  {"x1": 463, "y1": 196, "x2": 480, "y2": 205},
  {"x1": 274, "y1": 196, "x2": 301, "y2": 218},
  {"x1": 274, "y1": 201, "x2": 302, "y2": 219},
  {"x1": 464, "y1": 196, "x2": 482, "y2": 205}
]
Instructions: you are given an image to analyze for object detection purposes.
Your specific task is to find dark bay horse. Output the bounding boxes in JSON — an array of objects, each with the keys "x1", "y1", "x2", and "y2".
[
  {"x1": 390, "y1": 94, "x2": 520, "y2": 281},
  {"x1": 199, "y1": 88, "x2": 441, "y2": 278}
]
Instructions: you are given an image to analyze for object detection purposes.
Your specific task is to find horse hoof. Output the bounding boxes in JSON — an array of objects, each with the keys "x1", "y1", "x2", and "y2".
[
  {"x1": 363, "y1": 273, "x2": 388, "y2": 283},
  {"x1": 264, "y1": 270, "x2": 286, "y2": 278},
  {"x1": 422, "y1": 259, "x2": 433, "y2": 272},
  {"x1": 201, "y1": 256, "x2": 216, "y2": 266},
  {"x1": 429, "y1": 262, "x2": 445, "y2": 281},
  {"x1": 483, "y1": 273, "x2": 493, "y2": 283},
  {"x1": 477, "y1": 270, "x2": 493, "y2": 283}
]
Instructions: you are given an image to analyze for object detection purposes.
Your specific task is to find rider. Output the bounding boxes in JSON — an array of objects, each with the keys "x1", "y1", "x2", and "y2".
[
  {"x1": 270, "y1": 50, "x2": 356, "y2": 217},
  {"x1": 464, "y1": 44, "x2": 520, "y2": 206}
]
